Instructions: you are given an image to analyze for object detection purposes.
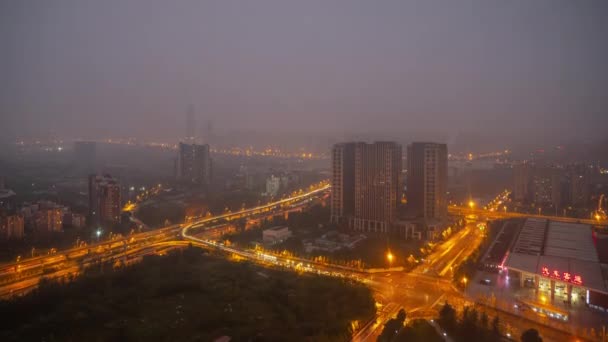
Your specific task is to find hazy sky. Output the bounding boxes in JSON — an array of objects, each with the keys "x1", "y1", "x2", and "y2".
[{"x1": 1, "y1": 0, "x2": 607, "y2": 145}]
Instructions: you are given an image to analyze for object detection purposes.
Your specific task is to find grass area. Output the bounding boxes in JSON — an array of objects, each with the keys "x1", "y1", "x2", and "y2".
[{"x1": 0, "y1": 247, "x2": 376, "y2": 341}]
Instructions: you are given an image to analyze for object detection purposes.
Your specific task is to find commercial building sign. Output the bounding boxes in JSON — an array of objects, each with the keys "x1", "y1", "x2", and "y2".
[{"x1": 541, "y1": 266, "x2": 583, "y2": 285}]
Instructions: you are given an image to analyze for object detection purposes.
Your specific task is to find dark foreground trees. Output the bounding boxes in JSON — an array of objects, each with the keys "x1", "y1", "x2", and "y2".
[
  {"x1": 378, "y1": 309, "x2": 406, "y2": 342},
  {"x1": 521, "y1": 328, "x2": 543, "y2": 342},
  {"x1": 378, "y1": 309, "x2": 442, "y2": 342},
  {"x1": 438, "y1": 302, "x2": 502, "y2": 342},
  {"x1": 0, "y1": 247, "x2": 375, "y2": 341}
]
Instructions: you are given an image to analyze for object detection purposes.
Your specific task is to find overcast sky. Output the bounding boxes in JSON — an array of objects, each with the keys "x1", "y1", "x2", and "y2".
[{"x1": 1, "y1": 0, "x2": 607, "y2": 145}]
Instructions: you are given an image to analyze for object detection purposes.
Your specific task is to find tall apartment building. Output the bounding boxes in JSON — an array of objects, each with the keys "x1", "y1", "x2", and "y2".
[
  {"x1": 513, "y1": 163, "x2": 533, "y2": 202},
  {"x1": 406, "y1": 142, "x2": 448, "y2": 221},
  {"x1": 570, "y1": 172, "x2": 590, "y2": 207},
  {"x1": 330, "y1": 143, "x2": 355, "y2": 224},
  {"x1": 175, "y1": 142, "x2": 212, "y2": 185},
  {"x1": 331, "y1": 142, "x2": 401, "y2": 233},
  {"x1": 89, "y1": 174, "x2": 121, "y2": 226}
]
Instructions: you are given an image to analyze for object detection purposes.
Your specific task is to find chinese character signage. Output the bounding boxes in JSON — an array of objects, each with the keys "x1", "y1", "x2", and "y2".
[
  {"x1": 542, "y1": 267, "x2": 549, "y2": 276},
  {"x1": 541, "y1": 266, "x2": 583, "y2": 285}
]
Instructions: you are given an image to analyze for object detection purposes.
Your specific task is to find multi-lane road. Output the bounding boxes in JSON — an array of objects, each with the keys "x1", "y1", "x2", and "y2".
[
  {"x1": 449, "y1": 206, "x2": 608, "y2": 226},
  {"x1": 0, "y1": 184, "x2": 331, "y2": 299}
]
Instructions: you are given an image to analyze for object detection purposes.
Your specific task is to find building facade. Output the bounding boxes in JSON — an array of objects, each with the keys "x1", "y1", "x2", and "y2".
[
  {"x1": 89, "y1": 174, "x2": 121, "y2": 226},
  {"x1": 262, "y1": 226, "x2": 291, "y2": 244},
  {"x1": 331, "y1": 142, "x2": 401, "y2": 234},
  {"x1": 33, "y1": 208, "x2": 63, "y2": 233},
  {"x1": 265, "y1": 175, "x2": 281, "y2": 197},
  {"x1": 406, "y1": 142, "x2": 447, "y2": 221},
  {"x1": 513, "y1": 163, "x2": 533, "y2": 203},
  {"x1": 175, "y1": 142, "x2": 212, "y2": 185},
  {"x1": 0, "y1": 213, "x2": 24, "y2": 240},
  {"x1": 330, "y1": 143, "x2": 355, "y2": 224}
]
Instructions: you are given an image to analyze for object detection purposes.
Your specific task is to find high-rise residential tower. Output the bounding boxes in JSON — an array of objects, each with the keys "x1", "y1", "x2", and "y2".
[
  {"x1": 89, "y1": 174, "x2": 121, "y2": 226},
  {"x1": 175, "y1": 142, "x2": 212, "y2": 185},
  {"x1": 330, "y1": 143, "x2": 356, "y2": 224},
  {"x1": 513, "y1": 163, "x2": 533, "y2": 203},
  {"x1": 406, "y1": 142, "x2": 448, "y2": 221},
  {"x1": 331, "y1": 142, "x2": 401, "y2": 234}
]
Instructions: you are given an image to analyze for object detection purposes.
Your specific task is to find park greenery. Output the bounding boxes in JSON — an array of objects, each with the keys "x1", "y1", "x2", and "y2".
[{"x1": 0, "y1": 246, "x2": 376, "y2": 341}]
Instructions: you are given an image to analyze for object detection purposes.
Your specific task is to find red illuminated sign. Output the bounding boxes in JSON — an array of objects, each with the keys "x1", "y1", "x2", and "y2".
[
  {"x1": 541, "y1": 267, "x2": 549, "y2": 277},
  {"x1": 540, "y1": 266, "x2": 583, "y2": 286}
]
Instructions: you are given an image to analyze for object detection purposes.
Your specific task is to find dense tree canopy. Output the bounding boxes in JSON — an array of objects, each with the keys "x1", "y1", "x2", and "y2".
[{"x1": 0, "y1": 247, "x2": 375, "y2": 341}]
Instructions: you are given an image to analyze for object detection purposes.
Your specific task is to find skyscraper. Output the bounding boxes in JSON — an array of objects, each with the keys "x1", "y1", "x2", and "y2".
[
  {"x1": 406, "y1": 142, "x2": 447, "y2": 221},
  {"x1": 175, "y1": 142, "x2": 212, "y2": 185},
  {"x1": 330, "y1": 143, "x2": 355, "y2": 224},
  {"x1": 331, "y1": 142, "x2": 401, "y2": 233},
  {"x1": 89, "y1": 174, "x2": 121, "y2": 226},
  {"x1": 513, "y1": 163, "x2": 532, "y2": 203}
]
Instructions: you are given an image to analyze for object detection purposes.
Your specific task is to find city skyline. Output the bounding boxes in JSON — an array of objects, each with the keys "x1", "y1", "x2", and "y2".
[
  {"x1": 1, "y1": 1, "x2": 607, "y2": 147},
  {"x1": 2, "y1": 1, "x2": 608, "y2": 341}
]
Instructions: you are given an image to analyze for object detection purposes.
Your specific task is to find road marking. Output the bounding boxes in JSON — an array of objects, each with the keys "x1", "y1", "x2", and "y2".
[{"x1": 439, "y1": 249, "x2": 466, "y2": 276}]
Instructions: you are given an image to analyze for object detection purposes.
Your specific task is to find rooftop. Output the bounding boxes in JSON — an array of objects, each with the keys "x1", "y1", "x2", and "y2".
[
  {"x1": 0, "y1": 189, "x2": 16, "y2": 199},
  {"x1": 511, "y1": 218, "x2": 546, "y2": 256},
  {"x1": 264, "y1": 226, "x2": 289, "y2": 232},
  {"x1": 505, "y1": 219, "x2": 607, "y2": 293},
  {"x1": 544, "y1": 221, "x2": 598, "y2": 262}
]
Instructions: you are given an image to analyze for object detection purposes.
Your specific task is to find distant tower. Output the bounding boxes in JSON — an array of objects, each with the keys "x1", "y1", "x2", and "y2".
[
  {"x1": 175, "y1": 142, "x2": 211, "y2": 186},
  {"x1": 203, "y1": 119, "x2": 213, "y2": 145},
  {"x1": 186, "y1": 105, "x2": 196, "y2": 143}
]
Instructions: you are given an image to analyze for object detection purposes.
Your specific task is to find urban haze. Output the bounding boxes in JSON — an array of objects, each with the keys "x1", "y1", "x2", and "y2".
[{"x1": 1, "y1": 1, "x2": 608, "y2": 342}]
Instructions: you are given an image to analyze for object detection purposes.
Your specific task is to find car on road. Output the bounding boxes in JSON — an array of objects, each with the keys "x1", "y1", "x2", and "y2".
[{"x1": 479, "y1": 278, "x2": 492, "y2": 285}]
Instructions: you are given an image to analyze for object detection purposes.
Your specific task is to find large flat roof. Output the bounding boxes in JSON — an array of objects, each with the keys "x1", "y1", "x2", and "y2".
[
  {"x1": 511, "y1": 218, "x2": 546, "y2": 255},
  {"x1": 505, "y1": 219, "x2": 607, "y2": 293},
  {"x1": 544, "y1": 221, "x2": 598, "y2": 262}
]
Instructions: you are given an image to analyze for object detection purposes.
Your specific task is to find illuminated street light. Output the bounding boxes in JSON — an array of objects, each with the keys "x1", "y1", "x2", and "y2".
[
  {"x1": 462, "y1": 277, "x2": 468, "y2": 286},
  {"x1": 468, "y1": 201, "x2": 475, "y2": 209},
  {"x1": 595, "y1": 213, "x2": 601, "y2": 221},
  {"x1": 386, "y1": 251, "x2": 394, "y2": 265}
]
